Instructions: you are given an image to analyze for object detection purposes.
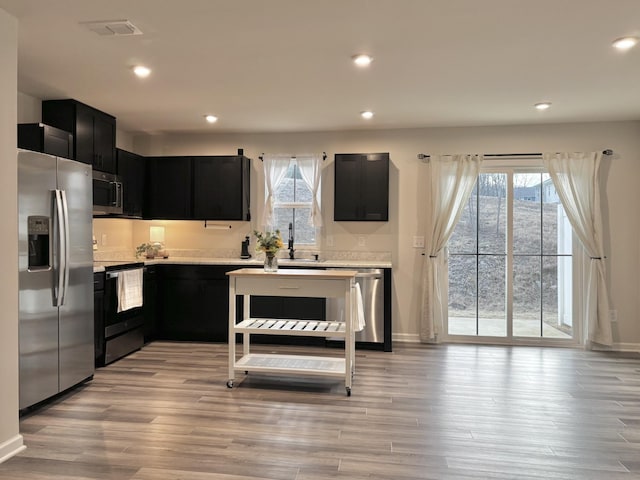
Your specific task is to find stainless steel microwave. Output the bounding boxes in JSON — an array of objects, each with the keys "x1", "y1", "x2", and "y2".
[{"x1": 93, "y1": 170, "x2": 123, "y2": 215}]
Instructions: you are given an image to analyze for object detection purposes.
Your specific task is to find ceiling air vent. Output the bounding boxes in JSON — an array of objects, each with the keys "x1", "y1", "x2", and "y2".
[{"x1": 80, "y1": 20, "x2": 143, "y2": 36}]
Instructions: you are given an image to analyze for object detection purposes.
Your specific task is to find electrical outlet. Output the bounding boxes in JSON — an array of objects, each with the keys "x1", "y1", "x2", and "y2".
[
  {"x1": 610, "y1": 309, "x2": 618, "y2": 322},
  {"x1": 326, "y1": 235, "x2": 334, "y2": 247},
  {"x1": 413, "y1": 236, "x2": 425, "y2": 248},
  {"x1": 101, "y1": 234, "x2": 107, "y2": 246},
  {"x1": 358, "y1": 236, "x2": 366, "y2": 247}
]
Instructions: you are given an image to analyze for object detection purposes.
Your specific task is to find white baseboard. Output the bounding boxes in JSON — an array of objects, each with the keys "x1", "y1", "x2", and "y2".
[
  {"x1": 392, "y1": 334, "x2": 640, "y2": 353},
  {"x1": 594, "y1": 342, "x2": 640, "y2": 353},
  {"x1": 0, "y1": 434, "x2": 25, "y2": 464}
]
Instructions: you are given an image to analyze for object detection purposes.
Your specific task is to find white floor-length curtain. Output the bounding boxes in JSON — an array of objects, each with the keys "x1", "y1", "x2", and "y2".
[
  {"x1": 296, "y1": 154, "x2": 323, "y2": 228},
  {"x1": 261, "y1": 154, "x2": 292, "y2": 228},
  {"x1": 420, "y1": 154, "x2": 482, "y2": 342},
  {"x1": 543, "y1": 152, "x2": 613, "y2": 347}
]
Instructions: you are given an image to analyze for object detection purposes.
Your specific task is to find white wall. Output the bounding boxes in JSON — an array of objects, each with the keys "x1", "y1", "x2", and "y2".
[
  {"x1": 133, "y1": 121, "x2": 640, "y2": 349},
  {"x1": 0, "y1": 7, "x2": 25, "y2": 463},
  {"x1": 17, "y1": 91, "x2": 40, "y2": 123}
]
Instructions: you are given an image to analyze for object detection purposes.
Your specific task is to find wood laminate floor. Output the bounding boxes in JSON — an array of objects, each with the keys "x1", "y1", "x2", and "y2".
[{"x1": 2, "y1": 342, "x2": 640, "y2": 479}]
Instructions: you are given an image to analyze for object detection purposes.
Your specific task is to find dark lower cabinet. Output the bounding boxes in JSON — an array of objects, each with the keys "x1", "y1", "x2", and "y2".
[
  {"x1": 93, "y1": 272, "x2": 105, "y2": 366},
  {"x1": 96, "y1": 264, "x2": 391, "y2": 352},
  {"x1": 153, "y1": 265, "x2": 325, "y2": 345},
  {"x1": 156, "y1": 265, "x2": 231, "y2": 342},
  {"x1": 143, "y1": 266, "x2": 158, "y2": 343}
]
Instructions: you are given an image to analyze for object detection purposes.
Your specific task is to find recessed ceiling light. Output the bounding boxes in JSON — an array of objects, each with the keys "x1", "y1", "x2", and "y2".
[
  {"x1": 132, "y1": 65, "x2": 151, "y2": 78},
  {"x1": 204, "y1": 114, "x2": 218, "y2": 123},
  {"x1": 352, "y1": 54, "x2": 374, "y2": 67},
  {"x1": 612, "y1": 36, "x2": 639, "y2": 50},
  {"x1": 534, "y1": 102, "x2": 551, "y2": 110},
  {"x1": 360, "y1": 111, "x2": 374, "y2": 119}
]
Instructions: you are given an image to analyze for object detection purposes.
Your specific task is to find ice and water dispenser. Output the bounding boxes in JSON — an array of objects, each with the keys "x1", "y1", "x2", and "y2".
[{"x1": 27, "y1": 215, "x2": 50, "y2": 270}]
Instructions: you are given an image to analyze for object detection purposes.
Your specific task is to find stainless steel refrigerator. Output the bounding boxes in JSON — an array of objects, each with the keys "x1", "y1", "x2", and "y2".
[{"x1": 18, "y1": 149, "x2": 94, "y2": 410}]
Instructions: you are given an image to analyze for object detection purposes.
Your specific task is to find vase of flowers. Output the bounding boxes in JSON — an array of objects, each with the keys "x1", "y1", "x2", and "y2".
[
  {"x1": 135, "y1": 242, "x2": 159, "y2": 259},
  {"x1": 254, "y1": 229, "x2": 283, "y2": 272}
]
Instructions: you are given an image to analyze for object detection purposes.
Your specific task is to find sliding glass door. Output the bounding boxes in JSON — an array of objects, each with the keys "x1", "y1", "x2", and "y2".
[{"x1": 447, "y1": 169, "x2": 576, "y2": 343}]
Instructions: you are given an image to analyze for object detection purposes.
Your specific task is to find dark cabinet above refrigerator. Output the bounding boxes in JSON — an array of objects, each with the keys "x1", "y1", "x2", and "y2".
[
  {"x1": 18, "y1": 123, "x2": 73, "y2": 159},
  {"x1": 42, "y1": 99, "x2": 116, "y2": 173}
]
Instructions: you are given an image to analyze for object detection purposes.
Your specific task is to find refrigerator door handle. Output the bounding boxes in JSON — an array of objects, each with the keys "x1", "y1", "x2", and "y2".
[
  {"x1": 53, "y1": 189, "x2": 65, "y2": 306},
  {"x1": 59, "y1": 189, "x2": 70, "y2": 306}
]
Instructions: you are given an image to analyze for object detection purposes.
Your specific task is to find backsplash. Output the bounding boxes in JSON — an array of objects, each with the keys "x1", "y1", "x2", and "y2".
[{"x1": 93, "y1": 217, "x2": 393, "y2": 263}]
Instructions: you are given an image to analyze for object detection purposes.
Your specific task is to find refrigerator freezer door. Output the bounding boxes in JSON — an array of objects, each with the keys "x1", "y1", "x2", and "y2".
[
  {"x1": 56, "y1": 157, "x2": 94, "y2": 392},
  {"x1": 18, "y1": 150, "x2": 59, "y2": 409}
]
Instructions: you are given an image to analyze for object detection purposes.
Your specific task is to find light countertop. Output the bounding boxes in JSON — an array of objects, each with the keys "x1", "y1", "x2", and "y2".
[{"x1": 94, "y1": 257, "x2": 391, "y2": 273}]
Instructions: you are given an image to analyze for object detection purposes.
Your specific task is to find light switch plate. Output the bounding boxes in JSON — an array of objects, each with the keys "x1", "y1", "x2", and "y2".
[
  {"x1": 101, "y1": 234, "x2": 108, "y2": 246},
  {"x1": 413, "y1": 236, "x2": 425, "y2": 248},
  {"x1": 358, "y1": 236, "x2": 366, "y2": 247}
]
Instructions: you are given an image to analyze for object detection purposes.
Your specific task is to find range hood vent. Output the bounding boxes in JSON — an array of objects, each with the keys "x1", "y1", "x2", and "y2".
[{"x1": 81, "y1": 20, "x2": 143, "y2": 36}]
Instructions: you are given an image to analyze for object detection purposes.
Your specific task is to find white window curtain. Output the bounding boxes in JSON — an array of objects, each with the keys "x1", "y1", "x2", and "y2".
[
  {"x1": 420, "y1": 154, "x2": 482, "y2": 342},
  {"x1": 261, "y1": 154, "x2": 292, "y2": 229},
  {"x1": 296, "y1": 154, "x2": 323, "y2": 228},
  {"x1": 543, "y1": 152, "x2": 612, "y2": 347}
]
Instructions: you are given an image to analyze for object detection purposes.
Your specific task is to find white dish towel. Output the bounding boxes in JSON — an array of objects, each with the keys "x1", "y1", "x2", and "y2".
[
  {"x1": 117, "y1": 268, "x2": 144, "y2": 313},
  {"x1": 354, "y1": 282, "x2": 366, "y2": 332}
]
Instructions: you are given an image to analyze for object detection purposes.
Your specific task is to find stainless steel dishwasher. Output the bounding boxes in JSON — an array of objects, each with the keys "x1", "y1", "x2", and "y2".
[{"x1": 326, "y1": 268, "x2": 385, "y2": 345}]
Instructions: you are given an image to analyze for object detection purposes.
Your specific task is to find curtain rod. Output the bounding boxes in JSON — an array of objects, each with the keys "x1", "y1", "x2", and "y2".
[
  {"x1": 417, "y1": 150, "x2": 613, "y2": 161},
  {"x1": 259, "y1": 152, "x2": 327, "y2": 161}
]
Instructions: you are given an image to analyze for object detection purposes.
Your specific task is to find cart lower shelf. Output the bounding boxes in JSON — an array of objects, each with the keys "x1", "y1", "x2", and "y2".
[
  {"x1": 227, "y1": 353, "x2": 351, "y2": 395},
  {"x1": 233, "y1": 353, "x2": 345, "y2": 375}
]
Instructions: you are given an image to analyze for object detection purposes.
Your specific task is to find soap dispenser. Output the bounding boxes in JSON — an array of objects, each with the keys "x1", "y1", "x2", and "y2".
[{"x1": 240, "y1": 236, "x2": 251, "y2": 259}]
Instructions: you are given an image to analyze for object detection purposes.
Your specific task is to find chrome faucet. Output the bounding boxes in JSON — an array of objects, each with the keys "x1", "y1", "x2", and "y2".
[{"x1": 288, "y1": 222, "x2": 295, "y2": 259}]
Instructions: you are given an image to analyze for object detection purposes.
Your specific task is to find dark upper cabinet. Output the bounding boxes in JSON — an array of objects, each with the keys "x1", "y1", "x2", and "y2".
[
  {"x1": 116, "y1": 148, "x2": 145, "y2": 218},
  {"x1": 334, "y1": 152, "x2": 389, "y2": 221},
  {"x1": 18, "y1": 123, "x2": 74, "y2": 159},
  {"x1": 193, "y1": 155, "x2": 250, "y2": 220},
  {"x1": 42, "y1": 99, "x2": 116, "y2": 173},
  {"x1": 146, "y1": 156, "x2": 192, "y2": 219},
  {"x1": 145, "y1": 154, "x2": 250, "y2": 221}
]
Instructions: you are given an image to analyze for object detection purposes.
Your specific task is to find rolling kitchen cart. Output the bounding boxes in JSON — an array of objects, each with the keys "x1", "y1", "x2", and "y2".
[{"x1": 226, "y1": 268, "x2": 358, "y2": 395}]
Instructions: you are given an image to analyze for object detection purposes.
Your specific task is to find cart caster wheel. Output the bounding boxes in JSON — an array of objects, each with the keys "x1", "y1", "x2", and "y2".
[
  {"x1": 346, "y1": 387, "x2": 352, "y2": 397},
  {"x1": 226, "y1": 380, "x2": 234, "y2": 388}
]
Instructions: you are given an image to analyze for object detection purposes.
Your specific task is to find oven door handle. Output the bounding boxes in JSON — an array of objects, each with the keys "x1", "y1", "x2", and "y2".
[{"x1": 106, "y1": 267, "x2": 146, "y2": 279}]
